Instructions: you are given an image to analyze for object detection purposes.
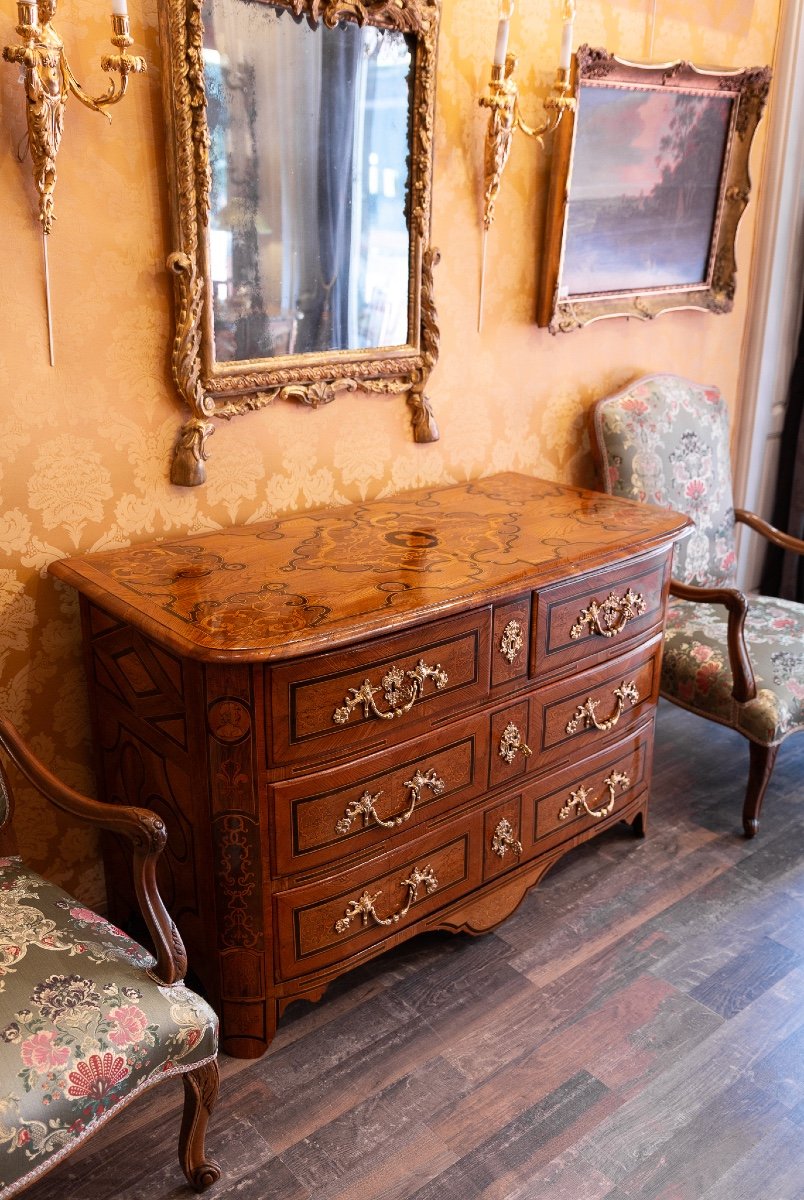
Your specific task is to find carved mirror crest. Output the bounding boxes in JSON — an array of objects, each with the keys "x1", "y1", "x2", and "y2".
[{"x1": 158, "y1": 0, "x2": 441, "y2": 485}]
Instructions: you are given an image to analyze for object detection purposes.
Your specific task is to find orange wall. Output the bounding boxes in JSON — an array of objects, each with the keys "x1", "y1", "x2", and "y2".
[{"x1": 0, "y1": 0, "x2": 780, "y2": 903}]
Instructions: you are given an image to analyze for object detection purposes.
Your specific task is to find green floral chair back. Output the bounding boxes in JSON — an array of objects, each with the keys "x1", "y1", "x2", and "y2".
[{"x1": 590, "y1": 374, "x2": 738, "y2": 588}]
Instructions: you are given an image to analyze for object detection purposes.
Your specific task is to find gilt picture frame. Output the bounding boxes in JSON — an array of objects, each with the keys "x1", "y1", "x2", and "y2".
[{"x1": 536, "y1": 47, "x2": 771, "y2": 333}]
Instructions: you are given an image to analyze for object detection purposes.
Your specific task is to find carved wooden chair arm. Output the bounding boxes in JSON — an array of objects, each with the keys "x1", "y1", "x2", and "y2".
[
  {"x1": 734, "y1": 509, "x2": 804, "y2": 556},
  {"x1": 0, "y1": 714, "x2": 187, "y2": 986},
  {"x1": 669, "y1": 579, "x2": 756, "y2": 703}
]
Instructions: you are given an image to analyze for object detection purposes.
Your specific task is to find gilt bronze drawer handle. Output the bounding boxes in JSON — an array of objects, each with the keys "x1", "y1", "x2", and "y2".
[
  {"x1": 559, "y1": 770, "x2": 631, "y2": 821},
  {"x1": 335, "y1": 768, "x2": 446, "y2": 835},
  {"x1": 334, "y1": 865, "x2": 439, "y2": 933},
  {"x1": 332, "y1": 660, "x2": 449, "y2": 725},
  {"x1": 500, "y1": 619, "x2": 524, "y2": 664},
  {"x1": 569, "y1": 589, "x2": 646, "y2": 640},
  {"x1": 498, "y1": 721, "x2": 532, "y2": 764},
  {"x1": 492, "y1": 818, "x2": 522, "y2": 859},
  {"x1": 565, "y1": 681, "x2": 640, "y2": 735}
]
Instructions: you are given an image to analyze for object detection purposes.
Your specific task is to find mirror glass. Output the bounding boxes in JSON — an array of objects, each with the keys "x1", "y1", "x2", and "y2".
[{"x1": 201, "y1": 0, "x2": 414, "y2": 363}]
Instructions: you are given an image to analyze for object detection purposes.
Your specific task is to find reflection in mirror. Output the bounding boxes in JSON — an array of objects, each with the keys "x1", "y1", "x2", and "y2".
[{"x1": 202, "y1": 1, "x2": 414, "y2": 363}]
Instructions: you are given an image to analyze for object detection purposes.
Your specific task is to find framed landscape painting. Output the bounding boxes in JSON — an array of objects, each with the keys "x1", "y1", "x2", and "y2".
[{"x1": 537, "y1": 48, "x2": 771, "y2": 332}]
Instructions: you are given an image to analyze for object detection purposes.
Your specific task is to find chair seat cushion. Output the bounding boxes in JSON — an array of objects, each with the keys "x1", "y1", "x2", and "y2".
[
  {"x1": 0, "y1": 857, "x2": 217, "y2": 1198},
  {"x1": 662, "y1": 595, "x2": 804, "y2": 744}
]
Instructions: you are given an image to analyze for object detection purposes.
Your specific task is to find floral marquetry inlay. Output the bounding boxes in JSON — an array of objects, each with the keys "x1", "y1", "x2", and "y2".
[{"x1": 49, "y1": 476, "x2": 687, "y2": 661}]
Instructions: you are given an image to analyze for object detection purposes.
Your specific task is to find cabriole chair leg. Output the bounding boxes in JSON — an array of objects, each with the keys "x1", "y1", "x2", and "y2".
[
  {"x1": 180, "y1": 1059, "x2": 222, "y2": 1192},
  {"x1": 742, "y1": 741, "x2": 780, "y2": 838}
]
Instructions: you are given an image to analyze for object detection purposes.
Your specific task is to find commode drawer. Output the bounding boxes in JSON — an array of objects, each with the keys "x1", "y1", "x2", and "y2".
[
  {"x1": 531, "y1": 550, "x2": 671, "y2": 680},
  {"x1": 484, "y1": 634, "x2": 660, "y2": 789},
  {"x1": 528, "y1": 633, "x2": 662, "y2": 768},
  {"x1": 267, "y1": 608, "x2": 491, "y2": 766},
  {"x1": 274, "y1": 816, "x2": 479, "y2": 980},
  {"x1": 527, "y1": 720, "x2": 654, "y2": 846},
  {"x1": 270, "y1": 711, "x2": 489, "y2": 875}
]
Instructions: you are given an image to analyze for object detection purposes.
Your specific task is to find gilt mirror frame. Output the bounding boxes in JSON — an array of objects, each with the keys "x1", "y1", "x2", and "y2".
[
  {"x1": 158, "y1": 0, "x2": 441, "y2": 486},
  {"x1": 536, "y1": 47, "x2": 771, "y2": 334}
]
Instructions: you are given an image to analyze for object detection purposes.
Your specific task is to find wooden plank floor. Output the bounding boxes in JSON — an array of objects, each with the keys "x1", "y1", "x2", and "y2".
[{"x1": 23, "y1": 701, "x2": 804, "y2": 1199}]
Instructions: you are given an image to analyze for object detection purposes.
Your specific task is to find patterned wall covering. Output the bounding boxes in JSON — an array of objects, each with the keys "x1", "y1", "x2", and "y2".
[{"x1": 0, "y1": 0, "x2": 780, "y2": 905}]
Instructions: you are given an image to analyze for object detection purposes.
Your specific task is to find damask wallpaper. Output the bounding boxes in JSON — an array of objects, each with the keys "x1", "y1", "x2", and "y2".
[{"x1": 0, "y1": 0, "x2": 781, "y2": 905}]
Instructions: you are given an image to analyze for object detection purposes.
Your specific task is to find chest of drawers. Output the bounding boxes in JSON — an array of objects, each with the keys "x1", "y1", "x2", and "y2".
[{"x1": 50, "y1": 473, "x2": 690, "y2": 1058}]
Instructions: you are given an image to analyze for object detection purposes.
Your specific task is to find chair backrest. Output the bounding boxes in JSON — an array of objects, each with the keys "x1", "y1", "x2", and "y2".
[{"x1": 590, "y1": 373, "x2": 738, "y2": 588}]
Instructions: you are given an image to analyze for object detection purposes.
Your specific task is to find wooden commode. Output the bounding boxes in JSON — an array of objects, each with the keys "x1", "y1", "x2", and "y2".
[{"x1": 50, "y1": 474, "x2": 690, "y2": 1058}]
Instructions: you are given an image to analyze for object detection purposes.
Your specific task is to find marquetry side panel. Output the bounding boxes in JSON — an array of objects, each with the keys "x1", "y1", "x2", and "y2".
[
  {"x1": 86, "y1": 603, "x2": 189, "y2": 754},
  {"x1": 91, "y1": 706, "x2": 218, "y2": 998},
  {"x1": 80, "y1": 599, "x2": 217, "y2": 976},
  {"x1": 203, "y1": 663, "x2": 269, "y2": 1056}
]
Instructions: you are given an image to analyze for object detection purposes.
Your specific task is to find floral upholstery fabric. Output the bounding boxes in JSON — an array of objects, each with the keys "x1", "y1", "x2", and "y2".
[
  {"x1": 592, "y1": 375, "x2": 738, "y2": 587},
  {"x1": 593, "y1": 374, "x2": 804, "y2": 752},
  {"x1": 663, "y1": 596, "x2": 804, "y2": 745},
  {"x1": 0, "y1": 857, "x2": 218, "y2": 1198}
]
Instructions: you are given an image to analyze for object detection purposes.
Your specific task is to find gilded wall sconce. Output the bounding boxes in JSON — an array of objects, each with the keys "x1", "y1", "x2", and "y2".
[
  {"x1": 3, "y1": 0, "x2": 146, "y2": 364},
  {"x1": 477, "y1": 0, "x2": 577, "y2": 330}
]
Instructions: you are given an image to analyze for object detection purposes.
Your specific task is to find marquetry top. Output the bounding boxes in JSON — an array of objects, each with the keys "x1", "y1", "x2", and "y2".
[{"x1": 49, "y1": 473, "x2": 690, "y2": 661}]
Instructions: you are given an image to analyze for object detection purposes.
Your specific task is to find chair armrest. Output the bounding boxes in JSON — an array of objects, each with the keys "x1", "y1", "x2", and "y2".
[
  {"x1": 669, "y1": 579, "x2": 756, "y2": 703},
  {"x1": 735, "y1": 509, "x2": 804, "y2": 555},
  {"x1": 0, "y1": 715, "x2": 187, "y2": 986}
]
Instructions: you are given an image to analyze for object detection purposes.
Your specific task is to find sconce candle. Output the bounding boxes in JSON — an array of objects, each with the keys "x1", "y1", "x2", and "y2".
[
  {"x1": 16, "y1": 0, "x2": 38, "y2": 30},
  {"x1": 111, "y1": 0, "x2": 128, "y2": 13},
  {"x1": 493, "y1": 0, "x2": 514, "y2": 67},
  {"x1": 559, "y1": 1, "x2": 575, "y2": 71}
]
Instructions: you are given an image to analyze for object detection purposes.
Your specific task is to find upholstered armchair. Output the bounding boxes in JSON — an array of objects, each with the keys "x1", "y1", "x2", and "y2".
[
  {"x1": 0, "y1": 715, "x2": 220, "y2": 1197},
  {"x1": 589, "y1": 374, "x2": 804, "y2": 837}
]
